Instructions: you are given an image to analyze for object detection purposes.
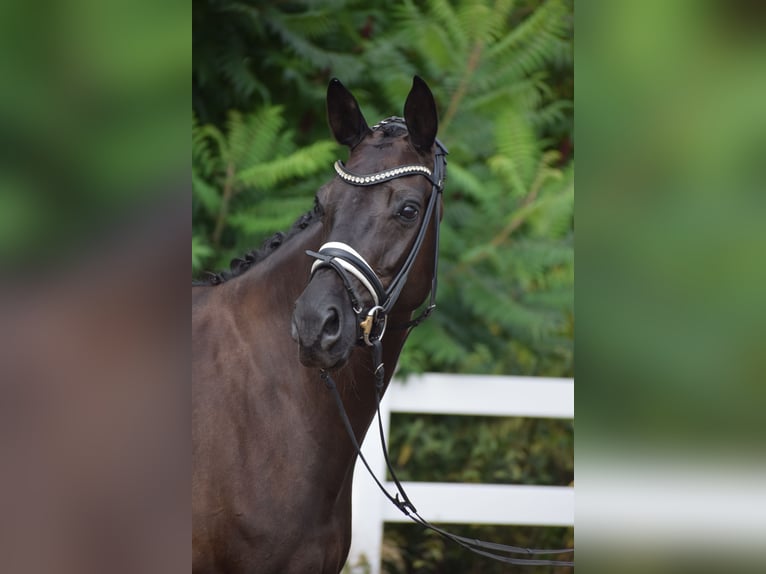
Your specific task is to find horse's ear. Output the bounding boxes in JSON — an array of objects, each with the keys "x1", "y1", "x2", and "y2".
[
  {"x1": 327, "y1": 78, "x2": 370, "y2": 148},
  {"x1": 404, "y1": 76, "x2": 438, "y2": 152}
]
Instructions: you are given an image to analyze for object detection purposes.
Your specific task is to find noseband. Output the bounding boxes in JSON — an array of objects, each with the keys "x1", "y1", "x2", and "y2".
[{"x1": 306, "y1": 117, "x2": 448, "y2": 346}]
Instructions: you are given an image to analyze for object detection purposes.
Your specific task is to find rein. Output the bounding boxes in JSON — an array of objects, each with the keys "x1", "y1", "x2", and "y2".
[
  {"x1": 321, "y1": 361, "x2": 576, "y2": 567},
  {"x1": 307, "y1": 117, "x2": 574, "y2": 567}
]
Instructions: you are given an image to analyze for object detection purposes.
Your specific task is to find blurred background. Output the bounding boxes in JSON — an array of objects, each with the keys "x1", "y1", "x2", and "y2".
[
  {"x1": 0, "y1": 1, "x2": 189, "y2": 573},
  {"x1": 2, "y1": 0, "x2": 761, "y2": 572},
  {"x1": 576, "y1": 1, "x2": 766, "y2": 573},
  {"x1": 192, "y1": 1, "x2": 574, "y2": 572},
  {"x1": 0, "y1": 0, "x2": 189, "y2": 268}
]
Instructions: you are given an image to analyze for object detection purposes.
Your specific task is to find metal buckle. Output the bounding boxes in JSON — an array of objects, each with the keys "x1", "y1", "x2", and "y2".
[{"x1": 360, "y1": 305, "x2": 387, "y2": 346}]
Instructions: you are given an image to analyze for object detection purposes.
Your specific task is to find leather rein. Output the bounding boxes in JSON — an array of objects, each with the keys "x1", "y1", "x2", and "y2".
[{"x1": 305, "y1": 117, "x2": 574, "y2": 567}]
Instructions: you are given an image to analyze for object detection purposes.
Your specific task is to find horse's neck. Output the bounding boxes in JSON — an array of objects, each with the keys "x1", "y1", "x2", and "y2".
[
  {"x1": 221, "y1": 221, "x2": 412, "y2": 482},
  {"x1": 333, "y1": 315, "x2": 412, "y2": 447},
  {"x1": 226, "y1": 223, "x2": 323, "y2": 316}
]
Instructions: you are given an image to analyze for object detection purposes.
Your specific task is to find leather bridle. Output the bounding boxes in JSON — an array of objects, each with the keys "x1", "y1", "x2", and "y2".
[{"x1": 305, "y1": 117, "x2": 448, "y2": 346}]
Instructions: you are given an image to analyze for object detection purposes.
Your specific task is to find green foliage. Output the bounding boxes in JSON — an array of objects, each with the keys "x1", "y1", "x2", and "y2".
[
  {"x1": 192, "y1": 106, "x2": 337, "y2": 272},
  {"x1": 192, "y1": 234, "x2": 213, "y2": 270},
  {"x1": 193, "y1": 0, "x2": 377, "y2": 128},
  {"x1": 397, "y1": 106, "x2": 574, "y2": 376},
  {"x1": 193, "y1": 0, "x2": 574, "y2": 570},
  {"x1": 383, "y1": 523, "x2": 574, "y2": 574},
  {"x1": 389, "y1": 414, "x2": 573, "y2": 485}
]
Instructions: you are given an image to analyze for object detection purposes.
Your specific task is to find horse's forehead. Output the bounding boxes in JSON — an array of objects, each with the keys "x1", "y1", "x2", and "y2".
[{"x1": 347, "y1": 132, "x2": 419, "y2": 171}]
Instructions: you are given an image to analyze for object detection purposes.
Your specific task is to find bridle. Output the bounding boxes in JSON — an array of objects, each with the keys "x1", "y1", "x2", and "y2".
[
  {"x1": 304, "y1": 117, "x2": 574, "y2": 567},
  {"x1": 305, "y1": 117, "x2": 447, "y2": 347}
]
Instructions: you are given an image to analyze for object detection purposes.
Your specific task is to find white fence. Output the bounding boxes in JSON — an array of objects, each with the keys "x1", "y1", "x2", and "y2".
[{"x1": 347, "y1": 373, "x2": 574, "y2": 573}]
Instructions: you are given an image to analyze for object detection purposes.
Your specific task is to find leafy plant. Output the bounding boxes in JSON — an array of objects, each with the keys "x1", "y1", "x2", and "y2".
[
  {"x1": 398, "y1": 103, "x2": 574, "y2": 376},
  {"x1": 192, "y1": 106, "x2": 337, "y2": 272}
]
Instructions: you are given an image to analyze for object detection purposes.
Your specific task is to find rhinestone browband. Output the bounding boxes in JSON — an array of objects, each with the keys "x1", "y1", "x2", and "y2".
[{"x1": 334, "y1": 160, "x2": 432, "y2": 187}]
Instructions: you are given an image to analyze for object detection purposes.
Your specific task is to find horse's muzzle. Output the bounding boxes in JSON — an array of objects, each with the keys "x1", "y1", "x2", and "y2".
[{"x1": 291, "y1": 273, "x2": 358, "y2": 369}]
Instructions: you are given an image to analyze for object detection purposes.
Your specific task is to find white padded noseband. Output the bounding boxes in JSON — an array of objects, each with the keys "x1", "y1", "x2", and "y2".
[{"x1": 309, "y1": 241, "x2": 381, "y2": 306}]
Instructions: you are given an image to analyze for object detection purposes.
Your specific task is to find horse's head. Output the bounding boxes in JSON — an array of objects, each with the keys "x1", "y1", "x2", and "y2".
[{"x1": 291, "y1": 76, "x2": 446, "y2": 370}]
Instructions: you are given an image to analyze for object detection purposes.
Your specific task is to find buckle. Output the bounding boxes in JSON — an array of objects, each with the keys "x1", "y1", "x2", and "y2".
[{"x1": 360, "y1": 306, "x2": 387, "y2": 346}]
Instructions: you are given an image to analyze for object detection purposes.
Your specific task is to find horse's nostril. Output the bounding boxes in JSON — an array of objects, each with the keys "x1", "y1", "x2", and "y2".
[
  {"x1": 325, "y1": 307, "x2": 340, "y2": 335},
  {"x1": 320, "y1": 307, "x2": 341, "y2": 350}
]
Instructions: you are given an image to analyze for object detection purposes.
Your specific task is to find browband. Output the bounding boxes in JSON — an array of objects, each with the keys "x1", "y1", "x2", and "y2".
[{"x1": 334, "y1": 160, "x2": 433, "y2": 187}]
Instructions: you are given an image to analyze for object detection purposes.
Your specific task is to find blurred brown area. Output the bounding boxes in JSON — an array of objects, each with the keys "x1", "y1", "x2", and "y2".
[
  {"x1": 0, "y1": 0, "x2": 189, "y2": 571},
  {"x1": 0, "y1": 193, "x2": 190, "y2": 574}
]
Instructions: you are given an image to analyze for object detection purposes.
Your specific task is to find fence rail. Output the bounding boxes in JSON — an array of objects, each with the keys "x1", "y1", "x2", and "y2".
[{"x1": 347, "y1": 373, "x2": 574, "y2": 573}]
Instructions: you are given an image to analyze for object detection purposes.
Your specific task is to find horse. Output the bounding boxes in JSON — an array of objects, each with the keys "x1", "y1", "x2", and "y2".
[{"x1": 192, "y1": 76, "x2": 446, "y2": 574}]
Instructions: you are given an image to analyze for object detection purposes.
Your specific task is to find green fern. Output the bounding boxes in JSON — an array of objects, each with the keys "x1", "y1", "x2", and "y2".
[
  {"x1": 192, "y1": 106, "x2": 337, "y2": 270},
  {"x1": 192, "y1": 234, "x2": 214, "y2": 272},
  {"x1": 237, "y1": 140, "x2": 336, "y2": 190}
]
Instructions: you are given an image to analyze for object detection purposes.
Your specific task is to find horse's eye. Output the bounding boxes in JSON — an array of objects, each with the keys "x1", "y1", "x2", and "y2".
[{"x1": 398, "y1": 204, "x2": 419, "y2": 222}]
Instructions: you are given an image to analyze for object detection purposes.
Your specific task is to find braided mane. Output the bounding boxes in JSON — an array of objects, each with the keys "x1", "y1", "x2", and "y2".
[{"x1": 193, "y1": 198, "x2": 323, "y2": 286}]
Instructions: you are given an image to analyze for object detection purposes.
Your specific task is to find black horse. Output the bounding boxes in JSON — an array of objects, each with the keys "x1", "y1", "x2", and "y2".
[{"x1": 192, "y1": 77, "x2": 445, "y2": 574}]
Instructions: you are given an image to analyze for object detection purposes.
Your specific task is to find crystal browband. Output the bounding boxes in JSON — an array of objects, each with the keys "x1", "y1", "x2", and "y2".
[{"x1": 334, "y1": 160, "x2": 432, "y2": 187}]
